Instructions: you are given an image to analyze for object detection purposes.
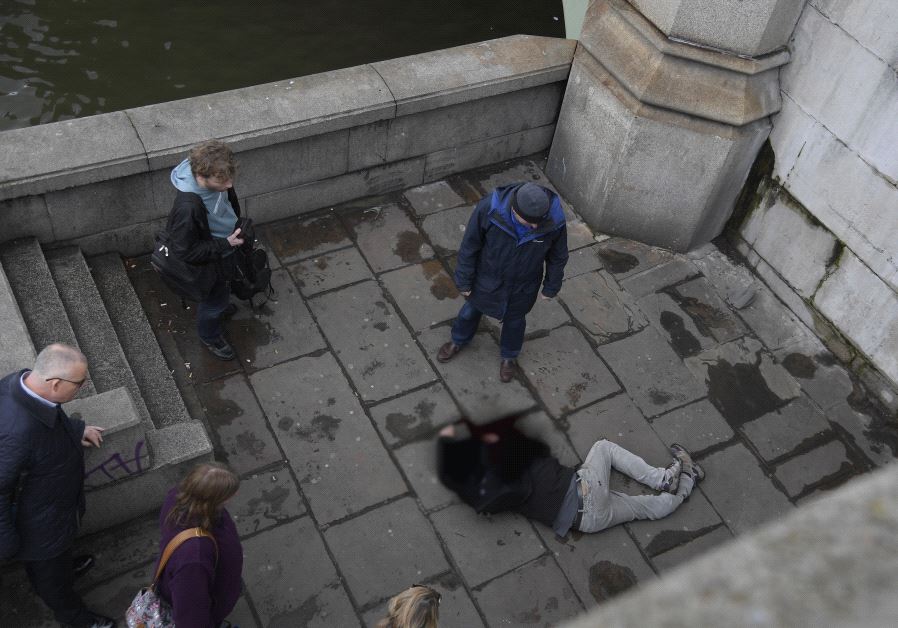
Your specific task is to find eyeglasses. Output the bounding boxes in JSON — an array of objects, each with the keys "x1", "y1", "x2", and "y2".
[
  {"x1": 45, "y1": 376, "x2": 86, "y2": 388},
  {"x1": 411, "y1": 584, "x2": 441, "y2": 604}
]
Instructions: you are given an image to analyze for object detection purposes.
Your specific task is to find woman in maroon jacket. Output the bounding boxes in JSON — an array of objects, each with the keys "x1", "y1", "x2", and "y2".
[{"x1": 156, "y1": 462, "x2": 243, "y2": 628}]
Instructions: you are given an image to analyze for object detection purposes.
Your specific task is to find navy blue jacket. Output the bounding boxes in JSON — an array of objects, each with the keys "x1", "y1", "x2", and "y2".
[
  {"x1": 0, "y1": 370, "x2": 86, "y2": 561},
  {"x1": 454, "y1": 184, "x2": 568, "y2": 320}
]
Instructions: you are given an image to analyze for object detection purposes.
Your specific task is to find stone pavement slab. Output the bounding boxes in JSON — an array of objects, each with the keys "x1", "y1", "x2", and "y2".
[
  {"x1": 699, "y1": 443, "x2": 793, "y2": 534},
  {"x1": 310, "y1": 280, "x2": 435, "y2": 402},
  {"x1": 596, "y1": 238, "x2": 676, "y2": 279},
  {"x1": 226, "y1": 268, "x2": 326, "y2": 370},
  {"x1": 650, "y1": 398, "x2": 735, "y2": 455},
  {"x1": 82, "y1": 562, "x2": 153, "y2": 625},
  {"x1": 380, "y1": 259, "x2": 463, "y2": 330},
  {"x1": 418, "y1": 327, "x2": 537, "y2": 422},
  {"x1": 561, "y1": 271, "x2": 648, "y2": 341},
  {"x1": 228, "y1": 463, "x2": 306, "y2": 537},
  {"x1": 362, "y1": 572, "x2": 485, "y2": 628},
  {"x1": 684, "y1": 336, "x2": 801, "y2": 427},
  {"x1": 827, "y1": 400, "x2": 898, "y2": 467},
  {"x1": 742, "y1": 396, "x2": 833, "y2": 462},
  {"x1": 775, "y1": 337, "x2": 854, "y2": 411},
  {"x1": 562, "y1": 203, "x2": 599, "y2": 251},
  {"x1": 196, "y1": 374, "x2": 284, "y2": 475},
  {"x1": 474, "y1": 556, "x2": 584, "y2": 627},
  {"x1": 342, "y1": 203, "x2": 434, "y2": 272},
  {"x1": 73, "y1": 514, "x2": 159, "y2": 592},
  {"x1": 539, "y1": 525, "x2": 655, "y2": 608},
  {"x1": 258, "y1": 211, "x2": 352, "y2": 264},
  {"x1": 671, "y1": 277, "x2": 747, "y2": 344},
  {"x1": 403, "y1": 180, "x2": 466, "y2": 216},
  {"x1": 650, "y1": 525, "x2": 734, "y2": 573},
  {"x1": 627, "y1": 491, "x2": 723, "y2": 558},
  {"x1": 250, "y1": 353, "x2": 405, "y2": 523},
  {"x1": 638, "y1": 292, "x2": 710, "y2": 358},
  {"x1": 394, "y1": 439, "x2": 458, "y2": 511},
  {"x1": 419, "y1": 205, "x2": 474, "y2": 256},
  {"x1": 774, "y1": 440, "x2": 852, "y2": 498},
  {"x1": 599, "y1": 326, "x2": 706, "y2": 417},
  {"x1": 566, "y1": 394, "x2": 672, "y2": 482},
  {"x1": 288, "y1": 246, "x2": 373, "y2": 296},
  {"x1": 368, "y1": 382, "x2": 460, "y2": 446},
  {"x1": 324, "y1": 497, "x2": 450, "y2": 606},
  {"x1": 564, "y1": 245, "x2": 603, "y2": 279},
  {"x1": 735, "y1": 283, "x2": 813, "y2": 352},
  {"x1": 430, "y1": 504, "x2": 544, "y2": 587},
  {"x1": 619, "y1": 258, "x2": 699, "y2": 299},
  {"x1": 517, "y1": 325, "x2": 620, "y2": 417},
  {"x1": 242, "y1": 517, "x2": 357, "y2": 627}
]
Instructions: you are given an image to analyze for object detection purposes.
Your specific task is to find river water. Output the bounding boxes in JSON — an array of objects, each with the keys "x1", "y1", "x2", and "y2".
[{"x1": 0, "y1": 0, "x2": 564, "y2": 132}]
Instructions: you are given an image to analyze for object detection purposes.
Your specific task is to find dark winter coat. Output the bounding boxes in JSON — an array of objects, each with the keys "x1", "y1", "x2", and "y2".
[
  {"x1": 166, "y1": 188, "x2": 241, "y2": 294},
  {"x1": 156, "y1": 488, "x2": 243, "y2": 628},
  {"x1": 0, "y1": 370, "x2": 86, "y2": 561},
  {"x1": 454, "y1": 183, "x2": 568, "y2": 320}
]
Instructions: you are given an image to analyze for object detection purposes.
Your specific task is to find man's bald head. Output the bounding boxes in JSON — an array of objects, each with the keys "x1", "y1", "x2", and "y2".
[{"x1": 32, "y1": 344, "x2": 87, "y2": 380}]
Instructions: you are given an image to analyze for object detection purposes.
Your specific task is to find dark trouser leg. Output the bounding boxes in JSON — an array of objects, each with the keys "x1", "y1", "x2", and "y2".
[
  {"x1": 197, "y1": 278, "x2": 231, "y2": 343},
  {"x1": 24, "y1": 549, "x2": 89, "y2": 626},
  {"x1": 498, "y1": 315, "x2": 526, "y2": 359},
  {"x1": 450, "y1": 301, "x2": 482, "y2": 346}
]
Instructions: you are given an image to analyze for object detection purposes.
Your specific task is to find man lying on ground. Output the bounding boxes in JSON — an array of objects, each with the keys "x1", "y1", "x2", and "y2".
[{"x1": 436, "y1": 414, "x2": 704, "y2": 536}]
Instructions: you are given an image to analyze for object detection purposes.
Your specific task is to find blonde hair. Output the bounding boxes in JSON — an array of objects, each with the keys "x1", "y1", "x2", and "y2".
[
  {"x1": 165, "y1": 462, "x2": 239, "y2": 530},
  {"x1": 188, "y1": 139, "x2": 237, "y2": 180},
  {"x1": 376, "y1": 585, "x2": 440, "y2": 628}
]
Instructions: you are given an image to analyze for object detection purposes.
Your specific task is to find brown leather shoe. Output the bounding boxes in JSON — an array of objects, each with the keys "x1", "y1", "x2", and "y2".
[
  {"x1": 499, "y1": 359, "x2": 517, "y2": 383},
  {"x1": 437, "y1": 342, "x2": 462, "y2": 363}
]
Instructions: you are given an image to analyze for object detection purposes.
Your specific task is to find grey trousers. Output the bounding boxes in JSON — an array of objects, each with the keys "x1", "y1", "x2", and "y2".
[{"x1": 576, "y1": 440, "x2": 693, "y2": 533}]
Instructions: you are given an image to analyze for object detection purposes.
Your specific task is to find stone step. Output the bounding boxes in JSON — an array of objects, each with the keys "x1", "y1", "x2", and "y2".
[
  {"x1": 62, "y1": 387, "x2": 149, "y2": 490},
  {"x1": 89, "y1": 253, "x2": 192, "y2": 429},
  {"x1": 44, "y1": 246, "x2": 150, "y2": 423},
  {"x1": 0, "y1": 262, "x2": 35, "y2": 375},
  {"x1": 0, "y1": 237, "x2": 96, "y2": 395},
  {"x1": 79, "y1": 420, "x2": 213, "y2": 535}
]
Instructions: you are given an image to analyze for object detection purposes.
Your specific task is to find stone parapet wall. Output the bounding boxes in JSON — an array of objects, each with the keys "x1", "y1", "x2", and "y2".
[
  {"x1": 730, "y1": 1, "x2": 898, "y2": 407},
  {"x1": 0, "y1": 35, "x2": 574, "y2": 256}
]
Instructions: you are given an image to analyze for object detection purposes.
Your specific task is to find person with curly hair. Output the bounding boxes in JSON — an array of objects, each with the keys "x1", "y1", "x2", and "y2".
[{"x1": 376, "y1": 584, "x2": 441, "y2": 628}]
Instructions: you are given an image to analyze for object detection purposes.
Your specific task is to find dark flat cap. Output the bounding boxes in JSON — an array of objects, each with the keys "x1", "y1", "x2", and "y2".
[{"x1": 514, "y1": 183, "x2": 550, "y2": 222}]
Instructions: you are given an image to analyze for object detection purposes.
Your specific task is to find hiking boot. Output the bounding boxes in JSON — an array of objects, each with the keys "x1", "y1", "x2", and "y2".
[
  {"x1": 437, "y1": 342, "x2": 462, "y2": 363},
  {"x1": 659, "y1": 459, "x2": 681, "y2": 493},
  {"x1": 202, "y1": 336, "x2": 236, "y2": 361},
  {"x1": 499, "y1": 359, "x2": 517, "y2": 383},
  {"x1": 670, "y1": 443, "x2": 704, "y2": 482}
]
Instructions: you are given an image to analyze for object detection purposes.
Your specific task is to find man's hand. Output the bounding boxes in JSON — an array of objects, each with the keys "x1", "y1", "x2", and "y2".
[
  {"x1": 461, "y1": 290, "x2": 471, "y2": 297},
  {"x1": 81, "y1": 426, "x2": 105, "y2": 448},
  {"x1": 226, "y1": 228, "x2": 245, "y2": 247}
]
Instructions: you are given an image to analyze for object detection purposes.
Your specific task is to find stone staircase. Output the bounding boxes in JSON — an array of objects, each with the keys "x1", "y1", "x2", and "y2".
[{"x1": 0, "y1": 237, "x2": 212, "y2": 535}]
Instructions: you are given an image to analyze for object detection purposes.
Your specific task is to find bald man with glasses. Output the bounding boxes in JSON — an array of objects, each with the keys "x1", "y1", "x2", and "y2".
[{"x1": 0, "y1": 344, "x2": 116, "y2": 628}]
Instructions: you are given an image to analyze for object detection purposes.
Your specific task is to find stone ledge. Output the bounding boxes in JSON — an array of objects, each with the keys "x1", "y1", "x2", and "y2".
[{"x1": 562, "y1": 462, "x2": 898, "y2": 628}]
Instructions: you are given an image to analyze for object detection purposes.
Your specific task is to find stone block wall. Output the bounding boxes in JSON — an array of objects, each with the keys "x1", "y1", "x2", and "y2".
[
  {"x1": 0, "y1": 35, "x2": 574, "y2": 256},
  {"x1": 730, "y1": 1, "x2": 898, "y2": 409}
]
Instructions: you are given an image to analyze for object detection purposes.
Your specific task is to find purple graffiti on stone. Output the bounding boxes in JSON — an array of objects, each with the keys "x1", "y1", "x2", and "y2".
[{"x1": 84, "y1": 440, "x2": 147, "y2": 482}]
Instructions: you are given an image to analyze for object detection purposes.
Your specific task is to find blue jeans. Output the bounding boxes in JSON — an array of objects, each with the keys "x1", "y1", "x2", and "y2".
[
  {"x1": 450, "y1": 301, "x2": 526, "y2": 359},
  {"x1": 197, "y1": 278, "x2": 231, "y2": 343}
]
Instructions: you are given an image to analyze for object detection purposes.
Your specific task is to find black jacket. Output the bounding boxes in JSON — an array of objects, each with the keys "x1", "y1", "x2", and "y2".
[
  {"x1": 437, "y1": 417, "x2": 575, "y2": 527},
  {"x1": 166, "y1": 188, "x2": 241, "y2": 291},
  {"x1": 0, "y1": 370, "x2": 86, "y2": 561}
]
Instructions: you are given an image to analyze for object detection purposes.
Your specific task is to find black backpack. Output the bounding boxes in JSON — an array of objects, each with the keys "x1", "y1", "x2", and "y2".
[
  {"x1": 150, "y1": 228, "x2": 216, "y2": 303},
  {"x1": 230, "y1": 218, "x2": 273, "y2": 307}
]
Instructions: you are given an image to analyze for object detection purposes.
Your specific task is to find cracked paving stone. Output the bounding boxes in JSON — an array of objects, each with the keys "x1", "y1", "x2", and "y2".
[
  {"x1": 250, "y1": 353, "x2": 405, "y2": 523},
  {"x1": 342, "y1": 203, "x2": 434, "y2": 272},
  {"x1": 242, "y1": 518, "x2": 356, "y2": 627},
  {"x1": 775, "y1": 440, "x2": 853, "y2": 498},
  {"x1": 595, "y1": 238, "x2": 676, "y2": 279},
  {"x1": 518, "y1": 325, "x2": 620, "y2": 417},
  {"x1": 564, "y1": 245, "x2": 603, "y2": 279},
  {"x1": 368, "y1": 382, "x2": 460, "y2": 446},
  {"x1": 561, "y1": 271, "x2": 648, "y2": 341},
  {"x1": 619, "y1": 258, "x2": 700, "y2": 299},
  {"x1": 310, "y1": 280, "x2": 435, "y2": 401},
  {"x1": 826, "y1": 400, "x2": 898, "y2": 467},
  {"x1": 475, "y1": 556, "x2": 584, "y2": 627},
  {"x1": 742, "y1": 396, "x2": 833, "y2": 463},
  {"x1": 228, "y1": 464, "x2": 305, "y2": 537}
]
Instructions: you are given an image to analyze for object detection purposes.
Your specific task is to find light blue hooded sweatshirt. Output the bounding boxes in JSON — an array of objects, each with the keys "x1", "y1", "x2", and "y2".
[{"x1": 170, "y1": 159, "x2": 237, "y2": 240}]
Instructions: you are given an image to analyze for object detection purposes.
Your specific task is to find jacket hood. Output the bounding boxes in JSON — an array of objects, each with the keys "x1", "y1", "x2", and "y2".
[{"x1": 170, "y1": 159, "x2": 203, "y2": 194}]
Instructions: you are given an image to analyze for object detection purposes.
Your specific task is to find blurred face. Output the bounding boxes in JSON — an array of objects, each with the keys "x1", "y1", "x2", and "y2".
[{"x1": 196, "y1": 173, "x2": 233, "y2": 192}]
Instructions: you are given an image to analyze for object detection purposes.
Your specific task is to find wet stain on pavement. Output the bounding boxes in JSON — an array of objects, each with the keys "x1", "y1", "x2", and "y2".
[
  {"x1": 373, "y1": 322, "x2": 389, "y2": 332},
  {"x1": 245, "y1": 485, "x2": 291, "y2": 516},
  {"x1": 646, "y1": 524, "x2": 720, "y2": 556},
  {"x1": 385, "y1": 411, "x2": 432, "y2": 441},
  {"x1": 649, "y1": 388, "x2": 673, "y2": 406},
  {"x1": 200, "y1": 382, "x2": 243, "y2": 427},
  {"x1": 263, "y1": 214, "x2": 348, "y2": 262},
  {"x1": 294, "y1": 414, "x2": 341, "y2": 441},
  {"x1": 271, "y1": 591, "x2": 323, "y2": 626},
  {"x1": 846, "y1": 382, "x2": 898, "y2": 459},
  {"x1": 781, "y1": 352, "x2": 816, "y2": 379},
  {"x1": 314, "y1": 257, "x2": 328, "y2": 270},
  {"x1": 234, "y1": 430, "x2": 267, "y2": 458},
  {"x1": 598, "y1": 249, "x2": 639, "y2": 274},
  {"x1": 706, "y1": 358, "x2": 786, "y2": 426},
  {"x1": 519, "y1": 605, "x2": 541, "y2": 624},
  {"x1": 588, "y1": 561, "x2": 638, "y2": 602},
  {"x1": 278, "y1": 416, "x2": 293, "y2": 431},
  {"x1": 394, "y1": 230, "x2": 427, "y2": 263},
  {"x1": 544, "y1": 596, "x2": 559, "y2": 611},
  {"x1": 430, "y1": 274, "x2": 457, "y2": 300},
  {"x1": 362, "y1": 359, "x2": 384, "y2": 377},
  {"x1": 671, "y1": 295, "x2": 733, "y2": 337},
  {"x1": 660, "y1": 311, "x2": 702, "y2": 357}
]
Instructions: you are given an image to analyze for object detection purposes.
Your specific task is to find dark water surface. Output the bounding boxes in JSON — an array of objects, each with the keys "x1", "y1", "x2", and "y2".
[{"x1": 0, "y1": 0, "x2": 565, "y2": 132}]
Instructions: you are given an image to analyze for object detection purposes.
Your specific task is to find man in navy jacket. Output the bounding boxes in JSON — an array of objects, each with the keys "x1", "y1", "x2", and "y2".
[
  {"x1": 0, "y1": 344, "x2": 114, "y2": 628},
  {"x1": 438, "y1": 182, "x2": 569, "y2": 382}
]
